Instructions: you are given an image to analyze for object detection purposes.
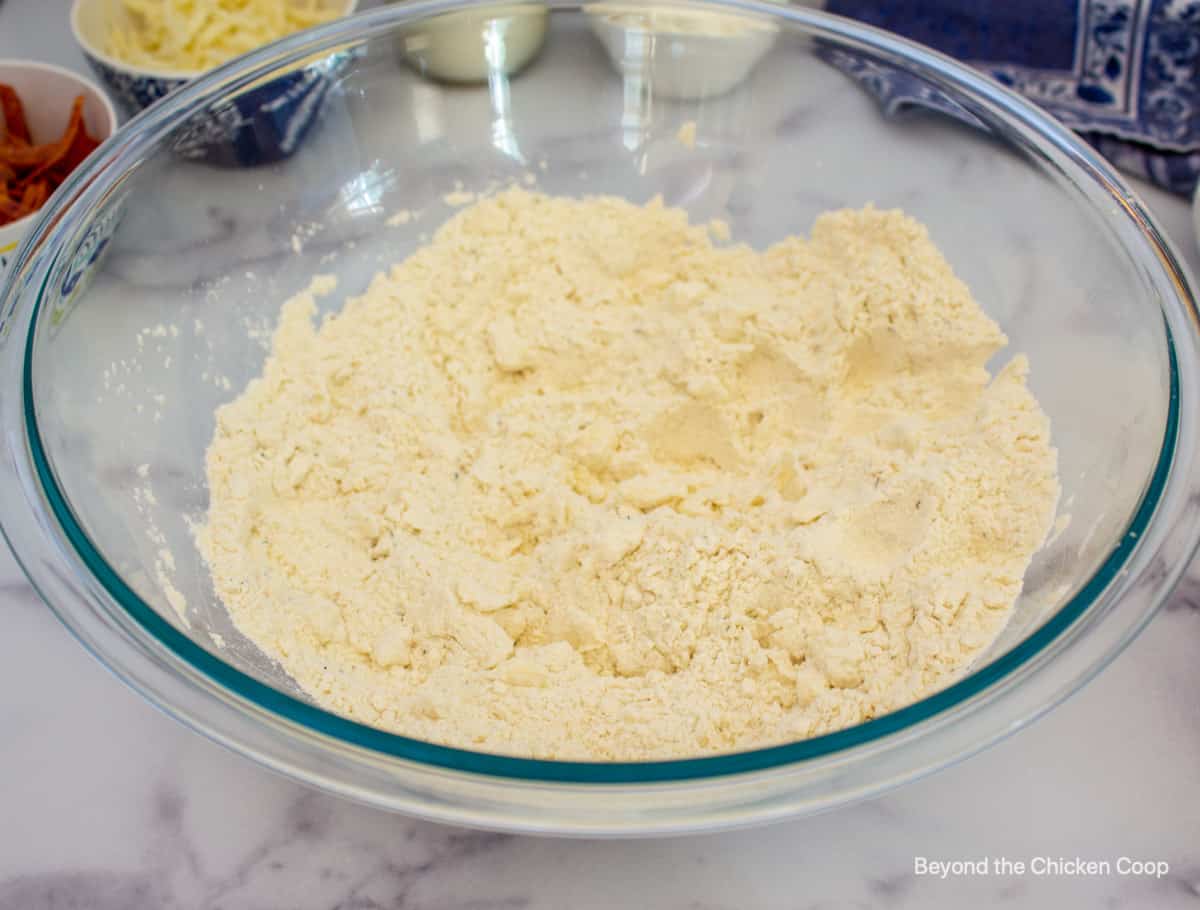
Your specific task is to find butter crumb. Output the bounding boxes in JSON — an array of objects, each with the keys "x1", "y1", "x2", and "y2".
[
  {"x1": 677, "y1": 120, "x2": 698, "y2": 149},
  {"x1": 201, "y1": 190, "x2": 1059, "y2": 761}
]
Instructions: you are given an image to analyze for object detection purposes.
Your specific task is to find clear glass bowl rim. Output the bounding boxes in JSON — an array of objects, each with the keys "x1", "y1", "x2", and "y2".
[{"x1": 4, "y1": 0, "x2": 1199, "y2": 789}]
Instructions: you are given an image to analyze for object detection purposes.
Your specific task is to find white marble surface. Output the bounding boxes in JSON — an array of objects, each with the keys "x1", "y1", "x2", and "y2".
[{"x1": 3, "y1": 1, "x2": 1200, "y2": 907}]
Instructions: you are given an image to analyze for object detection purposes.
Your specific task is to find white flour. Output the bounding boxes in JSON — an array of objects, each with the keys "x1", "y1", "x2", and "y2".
[{"x1": 199, "y1": 189, "x2": 1059, "y2": 760}]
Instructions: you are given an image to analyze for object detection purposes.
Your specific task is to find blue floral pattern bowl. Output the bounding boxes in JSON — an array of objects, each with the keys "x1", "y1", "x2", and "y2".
[{"x1": 70, "y1": 0, "x2": 356, "y2": 167}]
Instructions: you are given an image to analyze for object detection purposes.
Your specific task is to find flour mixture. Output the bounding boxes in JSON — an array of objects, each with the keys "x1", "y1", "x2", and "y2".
[{"x1": 199, "y1": 189, "x2": 1059, "y2": 760}]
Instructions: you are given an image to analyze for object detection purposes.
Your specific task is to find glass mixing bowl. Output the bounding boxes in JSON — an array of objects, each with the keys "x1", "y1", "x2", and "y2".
[{"x1": 2, "y1": 0, "x2": 1199, "y2": 836}]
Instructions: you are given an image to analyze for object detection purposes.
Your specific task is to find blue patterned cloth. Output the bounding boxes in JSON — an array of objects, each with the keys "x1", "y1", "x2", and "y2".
[{"x1": 825, "y1": 0, "x2": 1200, "y2": 195}]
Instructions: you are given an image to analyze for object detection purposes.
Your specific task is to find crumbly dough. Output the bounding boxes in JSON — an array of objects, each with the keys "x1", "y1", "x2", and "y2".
[
  {"x1": 199, "y1": 189, "x2": 1059, "y2": 760},
  {"x1": 677, "y1": 120, "x2": 698, "y2": 149}
]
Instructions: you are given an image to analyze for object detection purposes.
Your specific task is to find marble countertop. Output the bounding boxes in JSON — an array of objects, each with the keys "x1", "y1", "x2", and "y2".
[{"x1": 2, "y1": 1, "x2": 1200, "y2": 908}]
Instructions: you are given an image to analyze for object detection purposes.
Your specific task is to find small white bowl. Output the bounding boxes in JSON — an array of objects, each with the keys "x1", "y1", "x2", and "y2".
[
  {"x1": 0, "y1": 59, "x2": 118, "y2": 283},
  {"x1": 396, "y1": 3, "x2": 550, "y2": 84},
  {"x1": 586, "y1": 2, "x2": 779, "y2": 100}
]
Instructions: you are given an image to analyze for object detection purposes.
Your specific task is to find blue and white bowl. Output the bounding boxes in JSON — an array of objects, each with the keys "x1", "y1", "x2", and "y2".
[{"x1": 70, "y1": 0, "x2": 356, "y2": 167}]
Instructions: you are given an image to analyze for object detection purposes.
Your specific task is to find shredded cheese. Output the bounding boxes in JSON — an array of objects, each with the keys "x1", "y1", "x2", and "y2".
[{"x1": 108, "y1": 0, "x2": 344, "y2": 73}]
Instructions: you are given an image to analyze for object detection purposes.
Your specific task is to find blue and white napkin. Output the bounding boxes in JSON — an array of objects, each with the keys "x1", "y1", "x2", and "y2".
[{"x1": 825, "y1": 0, "x2": 1200, "y2": 195}]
